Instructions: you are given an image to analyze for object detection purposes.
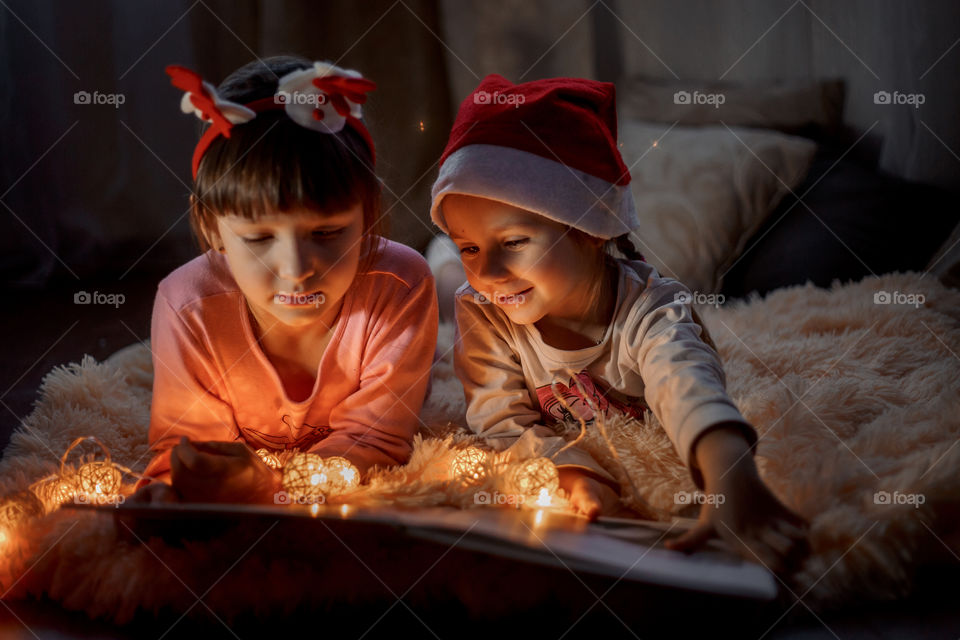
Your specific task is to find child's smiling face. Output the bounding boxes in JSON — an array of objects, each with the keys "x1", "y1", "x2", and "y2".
[
  {"x1": 442, "y1": 194, "x2": 601, "y2": 325},
  {"x1": 211, "y1": 204, "x2": 364, "y2": 332}
]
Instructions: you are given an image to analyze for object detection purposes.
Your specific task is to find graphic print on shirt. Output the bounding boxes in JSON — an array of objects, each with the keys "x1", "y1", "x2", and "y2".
[
  {"x1": 241, "y1": 414, "x2": 333, "y2": 450},
  {"x1": 536, "y1": 371, "x2": 648, "y2": 424}
]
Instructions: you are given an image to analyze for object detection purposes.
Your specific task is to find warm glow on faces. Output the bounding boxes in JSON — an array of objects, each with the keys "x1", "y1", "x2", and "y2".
[
  {"x1": 213, "y1": 204, "x2": 364, "y2": 331},
  {"x1": 442, "y1": 194, "x2": 599, "y2": 325}
]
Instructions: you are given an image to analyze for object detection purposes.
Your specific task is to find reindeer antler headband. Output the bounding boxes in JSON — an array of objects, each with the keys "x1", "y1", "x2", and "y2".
[{"x1": 167, "y1": 61, "x2": 377, "y2": 178}]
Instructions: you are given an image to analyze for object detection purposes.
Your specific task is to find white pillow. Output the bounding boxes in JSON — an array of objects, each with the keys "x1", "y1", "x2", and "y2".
[{"x1": 618, "y1": 120, "x2": 817, "y2": 294}]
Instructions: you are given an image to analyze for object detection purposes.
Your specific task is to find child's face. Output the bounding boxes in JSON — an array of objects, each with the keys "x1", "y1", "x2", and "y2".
[
  {"x1": 212, "y1": 204, "x2": 364, "y2": 332},
  {"x1": 442, "y1": 194, "x2": 599, "y2": 325}
]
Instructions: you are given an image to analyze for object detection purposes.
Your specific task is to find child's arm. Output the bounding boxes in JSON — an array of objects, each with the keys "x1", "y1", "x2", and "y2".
[
  {"x1": 455, "y1": 294, "x2": 619, "y2": 517},
  {"x1": 306, "y1": 266, "x2": 439, "y2": 477},
  {"x1": 664, "y1": 423, "x2": 808, "y2": 574},
  {"x1": 137, "y1": 290, "x2": 241, "y2": 490},
  {"x1": 629, "y1": 279, "x2": 807, "y2": 569}
]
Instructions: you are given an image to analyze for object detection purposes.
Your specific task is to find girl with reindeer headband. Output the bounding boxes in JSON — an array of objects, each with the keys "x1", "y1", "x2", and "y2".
[{"x1": 132, "y1": 56, "x2": 437, "y2": 505}]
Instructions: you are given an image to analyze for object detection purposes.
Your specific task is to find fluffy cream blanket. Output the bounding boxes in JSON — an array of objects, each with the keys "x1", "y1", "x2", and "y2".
[{"x1": 1, "y1": 272, "x2": 958, "y2": 623}]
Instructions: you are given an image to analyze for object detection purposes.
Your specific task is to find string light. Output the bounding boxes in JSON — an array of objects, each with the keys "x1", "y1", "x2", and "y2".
[
  {"x1": 281, "y1": 452, "x2": 326, "y2": 502},
  {"x1": 317, "y1": 456, "x2": 360, "y2": 495},
  {"x1": 281, "y1": 453, "x2": 360, "y2": 502},
  {"x1": 509, "y1": 457, "x2": 559, "y2": 499},
  {"x1": 451, "y1": 446, "x2": 489, "y2": 486},
  {"x1": 77, "y1": 461, "x2": 122, "y2": 497},
  {"x1": 256, "y1": 448, "x2": 282, "y2": 469}
]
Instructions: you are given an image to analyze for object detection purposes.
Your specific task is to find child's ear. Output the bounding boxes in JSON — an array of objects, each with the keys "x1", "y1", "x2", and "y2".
[{"x1": 190, "y1": 194, "x2": 225, "y2": 252}]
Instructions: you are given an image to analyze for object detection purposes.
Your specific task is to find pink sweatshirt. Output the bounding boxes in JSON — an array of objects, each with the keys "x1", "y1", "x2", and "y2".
[{"x1": 138, "y1": 239, "x2": 438, "y2": 488}]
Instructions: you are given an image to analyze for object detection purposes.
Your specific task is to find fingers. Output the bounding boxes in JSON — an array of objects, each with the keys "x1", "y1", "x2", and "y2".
[
  {"x1": 665, "y1": 521, "x2": 714, "y2": 552},
  {"x1": 127, "y1": 482, "x2": 179, "y2": 505},
  {"x1": 569, "y1": 485, "x2": 602, "y2": 521}
]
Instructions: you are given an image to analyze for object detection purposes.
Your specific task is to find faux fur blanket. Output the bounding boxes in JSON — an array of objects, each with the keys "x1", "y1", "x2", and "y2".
[{"x1": 2, "y1": 272, "x2": 959, "y2": 625}]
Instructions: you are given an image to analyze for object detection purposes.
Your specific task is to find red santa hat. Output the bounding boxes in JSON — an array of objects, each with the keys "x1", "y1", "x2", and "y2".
[{"x1": 430, "y1": 74, "x2": 639, "y2": 239}]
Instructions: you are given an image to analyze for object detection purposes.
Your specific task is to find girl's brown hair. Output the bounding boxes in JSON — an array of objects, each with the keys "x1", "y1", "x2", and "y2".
[{"x1": 189, "y1": 55, "x2": 385, "y2": 273}]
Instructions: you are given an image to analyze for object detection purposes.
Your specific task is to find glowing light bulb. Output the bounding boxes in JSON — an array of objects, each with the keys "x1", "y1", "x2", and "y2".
[
  {"x1": 510, "y1": 457, "x2": 559, "y2": 499},
  {"x1": 534, "y1": 487, "x2": 552, "y2": 507},
  {"x1": 256, "y1": 448, "x2": 282, "y2": 469},
  {"x1": 451, "y1": 447, "x2": 489, "y2": 486}
]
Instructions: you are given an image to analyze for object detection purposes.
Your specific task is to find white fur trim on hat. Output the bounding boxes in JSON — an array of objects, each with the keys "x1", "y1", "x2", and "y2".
[{"x1": 430, "y1": 144, "x2": 639, "y2": 240}]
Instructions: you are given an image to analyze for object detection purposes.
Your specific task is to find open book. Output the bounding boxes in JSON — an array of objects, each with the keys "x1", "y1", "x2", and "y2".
[{"x1": 75, "y1": 502, "x2": 777, "y2": 601}]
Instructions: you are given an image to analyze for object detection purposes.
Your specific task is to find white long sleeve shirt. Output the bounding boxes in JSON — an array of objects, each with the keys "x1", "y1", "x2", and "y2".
[{"x1": 453, "y1": 257, "x2": 756, "y2": 488}]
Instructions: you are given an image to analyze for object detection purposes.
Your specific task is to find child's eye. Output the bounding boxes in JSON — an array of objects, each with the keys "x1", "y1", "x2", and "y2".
[
  {"x1": 312, "y1": 228, "x2": 344, "y2": 239},
  {"x1": 242, "y1": 235, "x2": 272, "y2": 244},
  {"x1": 504, "y1": 238, "x2": 528, "y2": 249},
  {"x1": 459, "y1": 246, "x2": 479, "y2": 256}
]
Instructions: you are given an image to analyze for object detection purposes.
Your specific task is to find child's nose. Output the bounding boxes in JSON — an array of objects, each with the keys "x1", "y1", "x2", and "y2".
[
  {"x1": 277, "y1": 238, "x2": 316, "y2": 282},
  {"x1": 474, "y1": 249, "x2": 510, "y2": 283}
]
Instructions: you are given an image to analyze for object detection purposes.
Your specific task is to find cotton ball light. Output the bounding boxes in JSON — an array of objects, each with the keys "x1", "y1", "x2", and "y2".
[
  {"x1": 32, "y1": 476, "x2": 77, "y2": 508},
  {"x1": 77, "y1": 461, "x2": 122, "y2": 497},
  {"x1": 281, "y1": 452, "x2": 326, "y2": 501},
  {"x1": 510, "y1": 457, "x2": 559, "y2": 499},
  {"x1": 0, "y1": 491, "x2": 44, "y2": 529},
  {"x1": 281, "y1": 453, "x2": 360, "y2": 501},
  {"x1": 451, "y1": 447, "x2": 489, "y2": 486},
  {"x1": 316, "y1": 456, "x2": 360, "y2": 495},
  {"x1": 256, "y1": 448, "x2": 282, "y2": 470}
]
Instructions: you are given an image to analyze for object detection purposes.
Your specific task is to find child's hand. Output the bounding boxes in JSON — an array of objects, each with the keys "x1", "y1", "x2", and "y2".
[
  {"x1": 665, "y1": 426, "x2": 809, "y2": 574},
  {"x1": 170, "y1": 437, "x2": 281, "y2": 504},
  {"x1": 127, "y1": 481, "x2": 180, "y2": 505},
  {"x1": 558, "y1": 467, "x2": 622, "y2": 521}
]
